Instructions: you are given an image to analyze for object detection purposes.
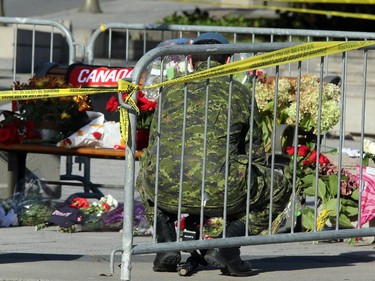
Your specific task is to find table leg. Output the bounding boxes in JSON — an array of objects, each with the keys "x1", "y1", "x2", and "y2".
[{"x1": 7, "y1": 151, "x2": 27, "y2": 195}]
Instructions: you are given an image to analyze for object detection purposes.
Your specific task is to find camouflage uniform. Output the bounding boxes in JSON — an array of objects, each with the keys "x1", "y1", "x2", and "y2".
[{"x1": 137, "y1": 61, "x2": 292, "y2": 235}]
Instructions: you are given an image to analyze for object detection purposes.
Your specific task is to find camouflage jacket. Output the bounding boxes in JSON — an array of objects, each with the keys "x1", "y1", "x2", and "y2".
[{"x1": 137, "y1": 62, "x2": 265, "y2": 216}]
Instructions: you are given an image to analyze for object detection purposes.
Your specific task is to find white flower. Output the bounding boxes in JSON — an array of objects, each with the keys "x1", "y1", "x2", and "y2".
[
  {"x1": 103, "y1": 194, "x2": 118, "y2": 208},
  {"x1": 364, "y1": 138, "x2": 375, "y2": 155}
]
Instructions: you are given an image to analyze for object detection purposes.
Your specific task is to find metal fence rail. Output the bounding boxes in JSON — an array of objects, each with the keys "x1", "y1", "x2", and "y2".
[
  {"x1": 86, "y1": 23, "x2": 375, "y2": 135},
  {"x1": 0, "y1": 17, "x2": 81, "y2": 86},
  {"x1": 85, "y1": 23, "x2": 375, "y2": 66},
  {"x1": 0, "y1": 16, "x2": 83, "y2": 201},
  {"x1": 117, "y1": 42, "x2": 375, "y2": 280}
]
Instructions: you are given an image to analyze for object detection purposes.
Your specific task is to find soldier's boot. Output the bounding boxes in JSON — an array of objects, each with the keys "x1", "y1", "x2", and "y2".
[
  {"x1": 204, "y1": 220, "x2": 254, "y2": 276},
  {"x1": 153, "y1": 212, "x2": 181, "y2": 272}
]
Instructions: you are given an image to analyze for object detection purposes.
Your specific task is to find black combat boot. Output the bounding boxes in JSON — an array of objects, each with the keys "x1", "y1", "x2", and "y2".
[
  {"x1": 204, "y1": 220, "x2": 254, "y2": 276},
  {"x1": 153, "y1": 212, "x2": 181, "y2": 272}
]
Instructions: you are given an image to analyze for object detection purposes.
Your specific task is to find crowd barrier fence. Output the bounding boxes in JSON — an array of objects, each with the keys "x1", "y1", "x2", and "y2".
[
  {"x1": 2, "y1": 17, "x2": 375, "y2": 281},
  {"x1": 85, "y1": 22, "x2": 375, "y2": 67},
  {"x1": 0, "y1": 17, "x2": 81, "y2": 79},
  {"x1": 116, "y1": 42, "x2": 375, "y2": 280}
]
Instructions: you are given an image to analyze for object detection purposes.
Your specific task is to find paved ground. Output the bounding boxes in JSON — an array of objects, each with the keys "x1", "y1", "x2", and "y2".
[
  {"x1": 1, "y1": 221, "x2": 375, "y2": 281},
  {"x1": 1, "y1": 1, "x2": 375, "y2": 281}
]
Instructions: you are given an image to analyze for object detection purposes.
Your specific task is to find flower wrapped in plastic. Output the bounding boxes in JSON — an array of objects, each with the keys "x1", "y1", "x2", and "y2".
[
  {"x1": 37, "y1": 194, "x2": 152, "y2": 234},
  {"x1": 250, "y1": 71, "x2": 341, "y2": 152}
]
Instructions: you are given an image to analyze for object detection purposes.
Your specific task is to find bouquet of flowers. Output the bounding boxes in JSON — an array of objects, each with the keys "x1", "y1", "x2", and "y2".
[
  {"x1": 8, "y1": 76, "x2": 92, "y2": 143},
  {"x1": 285, "y1": 144, "x2": 359, "y2": 231},
  {"x1": 36, "y1": 194, "x2": 152, "y2": 235},
  {"x1": 253, "y1": 71, "x2": 341, "y2": 152},
  {"x1": 178, "y1": 215, "x2": 224, "y2": 240},
  {"x1": 106, "y1": 90, "x2": 157, "y2": 149},
  {"x1": 0, "y1": 181, "x2": 55, "y2": 227},
  {"x1": 0, "y1": 111, "x2": 40, "y2": 144}
]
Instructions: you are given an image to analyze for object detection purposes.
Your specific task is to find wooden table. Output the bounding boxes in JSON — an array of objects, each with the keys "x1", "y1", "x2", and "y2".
[{"x1": 0, "y1": 143, "x2": 143, "y2": 198}]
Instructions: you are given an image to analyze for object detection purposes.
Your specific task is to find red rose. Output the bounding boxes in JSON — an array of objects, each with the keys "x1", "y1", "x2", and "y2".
[
  {"x1": 70, "y1": 197, "x2": 89, "y2": 209},
  {"x1": 106, "y1": 96, "x2": 119, "y2": 112},
  {"x1": 319, "y1": 153, "x2": 330, "y2": 165},
  {"x1": 297, "y1": 145, "x2": 309, "y2": 157},
  {"x1": 308, "y1": 150, "x2": 330, "y2": 166},
  {"x1": 302, "y1": 160, "x2": 311, "y2": 167},
  {"x1": 24, "y1": 120, "x2": 38, "y2": 139},
  {"x1": 181, "y1": 217, "x2": 186, "y2": 230},
  {"x1": 308, "y1": 150, "x2": 317, "y2": 163},
  {"x1": 102, "y1": 202, "x2": 111, "y2": 212},
  {"x1": 137, "y1": 91, "x2": 157, "y2": 111},
  {"x1": 286, "y1": 146, "x2": 294, "y2": 156},
  {"x1": 0, "y1": 127, "x2": 11, "y2": 143}
]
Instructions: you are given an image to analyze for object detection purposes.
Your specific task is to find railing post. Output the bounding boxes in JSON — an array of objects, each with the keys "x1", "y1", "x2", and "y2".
[
  {"x1": 79, "y1": 0, "x2": 102, "y2": 13},
  {"x1": 0, "y1": 0, "x2": 5, "y2": 26}
]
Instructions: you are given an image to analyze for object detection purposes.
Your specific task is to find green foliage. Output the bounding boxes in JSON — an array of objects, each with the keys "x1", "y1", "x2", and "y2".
[
  {"x1": 158, "y1": 5, "x2": 375, "y2": 33},
  {"x1": 278, "y1": 4, "x2": 375, "y2": 32},
  {"x1": 158, "y1": 8, "x2": 250, "y2": 27}
]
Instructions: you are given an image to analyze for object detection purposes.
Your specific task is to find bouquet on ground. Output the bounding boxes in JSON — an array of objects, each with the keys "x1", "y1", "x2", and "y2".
[
  {"x1": 285, "y1": 144, "x2": 359, "y2": 231},
  {"x1": 36, "y1": 194, "x2": 152, "y2": 234},
  {"x1": 178, "y1": 215, "x2": 224, "y2": 240}
]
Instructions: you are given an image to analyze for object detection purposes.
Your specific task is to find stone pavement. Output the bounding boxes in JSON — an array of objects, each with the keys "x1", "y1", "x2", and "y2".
[{"x1": 1, "y1": 222, "x2": 375, "y2": 281}]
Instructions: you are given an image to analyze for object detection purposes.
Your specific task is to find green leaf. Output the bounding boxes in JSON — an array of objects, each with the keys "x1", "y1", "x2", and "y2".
[
  {"x1": 303, "y1": 184, "x2": 315, "y2": 197},
  {"x1": 342, "y1": 205, "x2": 358, "y2": 217},
  {"x1": 302, "y1": 174, "x2": 315, "y2": 186},
  {"x1": 322, "y1": 198, "x2": 340, "y2": 216},
  {"x1": 302, "y1": 208, "x2": 315, "y2": 231},
  {"x1": 316, "y1": 178, "x2": 327, "y2": 201},
  {"x1": 341, "y1": 197, "x2": 358, "y2": 207},
  {"x1": 363, "y1": 156, "x2": 369, "y2": 167},
  {"x1": 338, "y1": 213, "x2": 355, "y2": 229},
  {"x1": 350, "y1": 189, "x2": 359, "y2": 201},
  {"x1": 327, "y1": 174, "x2": 339, "y2": 197}
]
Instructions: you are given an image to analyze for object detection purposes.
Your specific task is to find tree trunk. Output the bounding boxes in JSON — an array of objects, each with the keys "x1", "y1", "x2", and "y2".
[
  {"x1": 0, "y1": 0, "x2": 5, "y2": 26},
  {"x1": 0, "y1": 0, "x2": 4, "y2": 16},
  {"x1": 79, "y1": 0, "x2": 102, "y2": 13}
]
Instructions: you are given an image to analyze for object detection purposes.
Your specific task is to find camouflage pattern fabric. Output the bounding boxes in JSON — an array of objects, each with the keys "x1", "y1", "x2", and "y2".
[
  {"x1": 137, "y1": 61, "x2": 292, "y2": 231},
  {"x1": 243, "y1": 162, "x2": 292, "y2": 235}
]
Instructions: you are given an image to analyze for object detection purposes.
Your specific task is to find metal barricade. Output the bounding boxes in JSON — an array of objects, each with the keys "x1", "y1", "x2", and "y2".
[
  {"x1": 0, "y1": 16, "x2": 82, "y2": 89},
  {"x1": 85, "y1": 23, "x2": 375, "y2": 66},
  {"x1": 0, "y1": 17, "x2": 82, "y2": 199},
  {"x1": 116, "y1": 42, "x2": 375, "y2": 280}
]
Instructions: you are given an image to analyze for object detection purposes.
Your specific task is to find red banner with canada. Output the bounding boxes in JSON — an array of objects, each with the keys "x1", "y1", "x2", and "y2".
[{"x1": 66, "y1": 63, "x2": 133, "y2": 87}]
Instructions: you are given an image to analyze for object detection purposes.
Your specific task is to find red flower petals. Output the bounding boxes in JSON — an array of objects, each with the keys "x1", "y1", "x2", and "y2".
[{"x1": 105, "y1": 96, "x2": 119, "y2": 112}]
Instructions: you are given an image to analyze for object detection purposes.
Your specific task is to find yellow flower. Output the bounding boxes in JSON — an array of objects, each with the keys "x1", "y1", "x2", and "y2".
[{"x1": 316, "y1": 209, "x2": 333, "y2": 231}]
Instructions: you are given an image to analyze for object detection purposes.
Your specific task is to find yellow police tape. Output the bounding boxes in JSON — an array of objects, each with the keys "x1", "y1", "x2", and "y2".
[
  {"x1": 266, "y1": 0, "x2": 375, "y2": 3},
  {"x1": 115, "y1": 40, "x2": 374, "y2": 143},
  {"x1": 253, "y1": 4, "x2": 375, "y2": 21},
  {"x1": 1, "y1": 40, "x2": 374, "y2": 145},
  {"x1": 0, "y1": 87, "x2": 117, "y2": 101},
  {"x1": 139, "y1": 41, "x2": 375, "y2": 91}
]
